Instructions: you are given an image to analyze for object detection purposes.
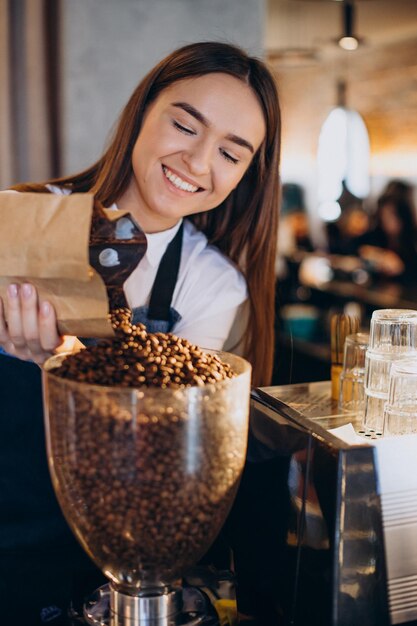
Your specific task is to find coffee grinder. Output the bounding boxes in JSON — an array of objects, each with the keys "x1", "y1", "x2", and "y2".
[{"x1": 42, "y1": 351, "x2": 251, "y2": 625}]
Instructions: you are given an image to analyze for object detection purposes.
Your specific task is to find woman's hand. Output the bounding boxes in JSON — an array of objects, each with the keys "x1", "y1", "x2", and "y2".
[{"x1": 0, "y1": 283, "x2": 63, "y2": 364}]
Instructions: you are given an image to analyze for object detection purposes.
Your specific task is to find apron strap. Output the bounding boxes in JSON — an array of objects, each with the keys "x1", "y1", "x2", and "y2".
[{"x1": 147, "y1": 222, "x2": 184, "y2": 321}]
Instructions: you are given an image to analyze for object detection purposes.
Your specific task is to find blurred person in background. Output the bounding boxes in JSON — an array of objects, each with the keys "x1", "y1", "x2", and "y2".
[
  {"x1": 275, "y1": 184, "x2": 313, "y2": 275},
  {"x1": 383, "y1": 178, "x2": 415, "y2": 206},
  {"x1": 327, "y1": 203, "x2": 370, "y2": 257},
  {"x1": 275, "y1": 183, "x2": 313, "y2": 303},
  {"x1": 358, "y1": 188, "x2": 417, "y2": 285},
  {"x1": 279, "y1": 183, "x2": 313, "y2": 254},
  {"x1": 326, "y1": 182, "x2": 368, "y2": 256}
]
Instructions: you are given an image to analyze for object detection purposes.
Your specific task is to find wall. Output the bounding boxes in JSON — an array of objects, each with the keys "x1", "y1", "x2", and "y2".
[{"x1": 60, "y1": 0, "x2": 265, "y2": 174}]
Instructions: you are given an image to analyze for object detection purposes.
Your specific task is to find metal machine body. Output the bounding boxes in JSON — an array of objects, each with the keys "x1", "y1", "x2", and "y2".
[{"x1": 227, "y1": 382, "x2": 390, "y2": 626}]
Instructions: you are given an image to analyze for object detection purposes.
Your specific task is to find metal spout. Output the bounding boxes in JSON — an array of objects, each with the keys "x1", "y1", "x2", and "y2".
[{"x1": 110, "y1": 586, "x2": 182, "y2": 625}]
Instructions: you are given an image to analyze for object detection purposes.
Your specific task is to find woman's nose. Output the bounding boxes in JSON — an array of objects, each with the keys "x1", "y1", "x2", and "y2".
[{"x1": 182, "y1": 140, "x2": 212, "y2": 176}]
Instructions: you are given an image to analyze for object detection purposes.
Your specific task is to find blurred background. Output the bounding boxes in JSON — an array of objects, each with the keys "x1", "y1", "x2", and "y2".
[{"x1": 1, "y1": 0, "x2": 417, "y2": 383}]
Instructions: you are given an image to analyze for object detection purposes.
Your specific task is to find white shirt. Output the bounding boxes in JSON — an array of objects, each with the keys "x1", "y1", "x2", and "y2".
[{"x1": 41, "y1": 186, "x2": 248, "y2": 350}]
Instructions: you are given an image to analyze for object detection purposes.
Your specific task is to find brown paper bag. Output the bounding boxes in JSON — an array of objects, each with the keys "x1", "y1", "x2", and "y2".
[{"x1": 0, "y1": 192, "x2": 146, "y2": 337}]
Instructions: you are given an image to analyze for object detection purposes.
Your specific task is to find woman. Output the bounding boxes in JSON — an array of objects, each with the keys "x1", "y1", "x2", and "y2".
[
  {"x1": 0, "y1": 42, "x2": 281, "y2": 624},
  {"x1": 1, "y1": 41, "x2": 280, "y2": 387},
  {"x1": 359, "y1": 192, "x2": 417, "y2": 284}
]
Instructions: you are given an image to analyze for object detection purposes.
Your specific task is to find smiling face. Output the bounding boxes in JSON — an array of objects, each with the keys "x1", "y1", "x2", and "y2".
[{"x1": 118, "y1": 73, "x2": 266, "y2": 233}]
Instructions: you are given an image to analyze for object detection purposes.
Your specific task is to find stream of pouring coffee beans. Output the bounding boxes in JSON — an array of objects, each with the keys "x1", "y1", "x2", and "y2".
[{"x1": 47, "y1": 308, "x2": 245, "y2": 590}]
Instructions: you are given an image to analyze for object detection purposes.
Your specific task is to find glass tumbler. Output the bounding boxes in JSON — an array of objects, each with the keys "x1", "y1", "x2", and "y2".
[
  {"x1": 338, "y1": 332, "x2": 369, "y2": 414},
  {"x1": 383, "y1": 358, "x2": 417, "y2": 436},
  {"x1": 363, "y1": 309, "x2": 417, "y2": 433},
  {"x1": 368, "y1": 308, "x2": 417, "y2": 353}
]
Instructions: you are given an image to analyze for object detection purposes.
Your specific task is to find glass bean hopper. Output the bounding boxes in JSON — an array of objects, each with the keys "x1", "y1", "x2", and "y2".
[{"x1": 42, "y1": 351, "x2": 251, "y2": 625}]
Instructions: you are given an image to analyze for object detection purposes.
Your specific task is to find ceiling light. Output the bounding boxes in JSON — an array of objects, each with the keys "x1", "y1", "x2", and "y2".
[
  {"x1": 338, "y1": 35, "x2": 359, "y2": 50},
  {"x1": 317, "y1": 104, "x2": 370, "y2": 205},
  {"x1": 337, "y1": 1, "x2": 363, "y2": 51}
]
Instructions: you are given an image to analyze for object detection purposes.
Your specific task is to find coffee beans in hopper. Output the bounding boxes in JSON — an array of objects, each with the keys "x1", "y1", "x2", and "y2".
[
  {"x1": 54, "y1": 307, "x2": 236, "y2": 387},
  {"x1": 46, "y1": 307, "x2": 246, "y2": 589}
]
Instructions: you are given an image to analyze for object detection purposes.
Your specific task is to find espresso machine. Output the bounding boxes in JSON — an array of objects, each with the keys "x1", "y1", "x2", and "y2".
[{"x1": 42, "y1": 351, "x2": 251, "y2": 626}]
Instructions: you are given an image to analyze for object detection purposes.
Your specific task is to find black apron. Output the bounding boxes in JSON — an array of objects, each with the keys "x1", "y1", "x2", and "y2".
[
  {"x1": 131, "y1": 222, "x2": 183, "y2": 332},
  {"x1": 0, "y1": 224, "x2": 183, "y2": 625}
]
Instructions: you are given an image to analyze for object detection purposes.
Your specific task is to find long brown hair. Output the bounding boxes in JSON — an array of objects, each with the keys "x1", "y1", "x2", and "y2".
[{"x1": 13, "y1": 42, "x2": 281, "y2": 386}]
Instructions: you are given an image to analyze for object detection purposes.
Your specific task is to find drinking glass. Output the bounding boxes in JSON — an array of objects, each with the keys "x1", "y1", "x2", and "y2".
[
  {"x1": 383, "y1": 358, "x2": 417, "y2": 436},
  {"x1": 363, "y1": 309, "x2": 417, "y2": 433},
  {"x1": 339, "y1": 332, "x2": 369, "y2": 413},
  {"x1": 368, "y1": 309, "x2": 417, "y2": 353}
]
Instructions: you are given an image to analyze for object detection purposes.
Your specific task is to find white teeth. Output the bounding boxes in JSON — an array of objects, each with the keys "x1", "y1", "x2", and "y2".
[{"x1": 163, "y1": 166, "x2": 198, "y2": 193}]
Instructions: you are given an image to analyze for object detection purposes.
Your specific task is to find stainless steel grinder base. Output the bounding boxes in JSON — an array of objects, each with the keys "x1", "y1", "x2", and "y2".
[{"x1": 83, "y1": 583, "x2": 219, "y2": 625}]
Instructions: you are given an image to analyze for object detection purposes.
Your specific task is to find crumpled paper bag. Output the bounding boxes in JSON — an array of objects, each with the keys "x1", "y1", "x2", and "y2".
[{"x1": 0, "y1": 192, "x2": 146, "y2": 337}]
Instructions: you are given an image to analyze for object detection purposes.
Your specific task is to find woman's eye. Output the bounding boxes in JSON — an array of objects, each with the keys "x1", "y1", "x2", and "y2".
[
  {"x1": 172, "y1": 120, "x2": 195, "y2": 135},
  {"x1": 220, "y1": 149, "x2": 239, "y2": 165}
]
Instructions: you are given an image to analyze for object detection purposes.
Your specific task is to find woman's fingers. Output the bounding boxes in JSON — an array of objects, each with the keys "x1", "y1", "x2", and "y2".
[
  {"x1": 6, "y1": 284, "x2": 26, "y2": 348},
  {"x1": 0, "y1": 293, "x2": 30, "y2": 358},
  {"x1": 0, "y1": 283, "x2": 62, "y2": 363},
  {"x1": 20, "y1": 283, "x2": 62, "y2": 353},
  {"x1": 0, "y1": 296, "x2": 8, "y2": 345},
  {"x1": 20, "y1": 283, "x2": 43, "y2": 354},
  {"x1": 38, "y1": 300, "x2": 62, "y2": 353}
]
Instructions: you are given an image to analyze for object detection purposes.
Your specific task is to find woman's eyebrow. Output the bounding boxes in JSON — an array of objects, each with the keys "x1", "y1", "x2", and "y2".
[
  {"x1": 172, "y1": 101, "x2": 208, "y2": 126},
  {"x1": 171, "y1": 101, "x2": 254, "y2": 154}
]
